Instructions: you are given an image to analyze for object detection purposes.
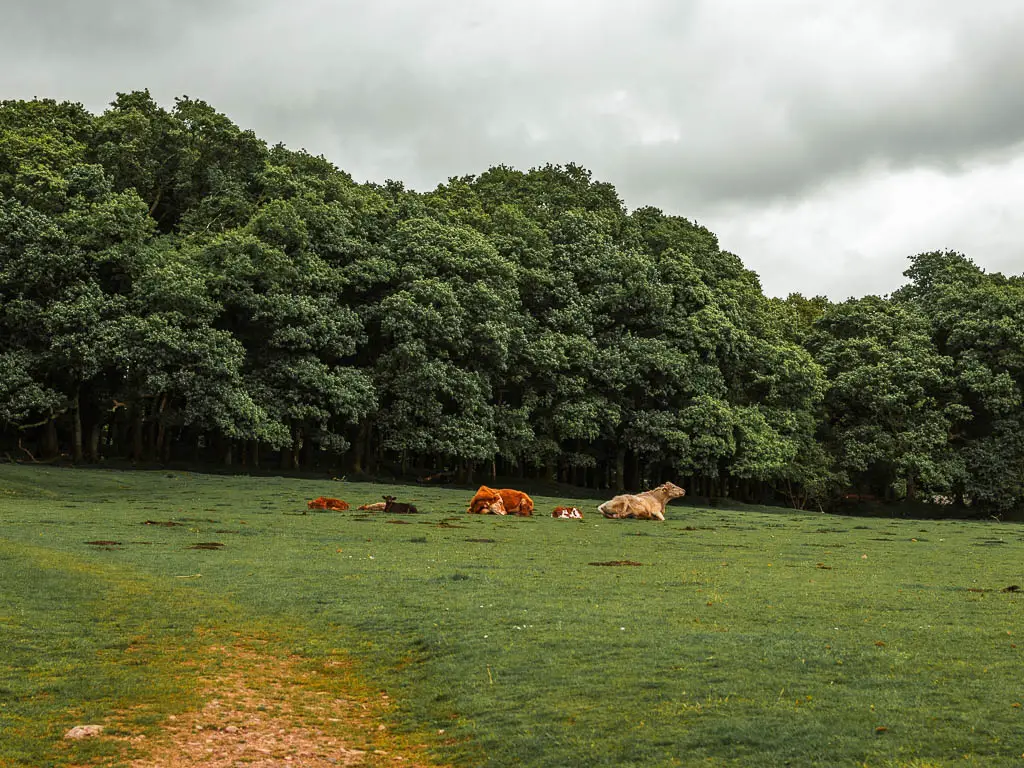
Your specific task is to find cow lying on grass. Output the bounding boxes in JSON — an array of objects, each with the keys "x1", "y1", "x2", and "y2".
[
  {"x1": 383, "y1": 496, "x2": 418, "y2": 514},
  {"x1": 498, "y1": 488, "x2": 534, "y2": 516},
  {"x1": 357, "y1": 501, "x2": 387, "y2": 511},
  {"x1": 468, "y1": 486, "x2": 534, "y2": 516},
  {"x1": 307, "y1": 496, "x2": 350, "y2": 511},
  {"x1": 598, "y1": 482, "x2": 686, "y2": 520},
  {"x1": 467, "y1": 486, "x2": 507, "y2": 515},
  {"x1": 552, "y1": 506, "x2": 583, "y2": 519}
]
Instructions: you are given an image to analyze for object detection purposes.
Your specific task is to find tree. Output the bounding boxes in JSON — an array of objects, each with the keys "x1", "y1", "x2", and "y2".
[
  {"x1": 0, "y1": 99, "x2": 156, "y2": 459},
  {"x1": 808, "y1": 295, "x2": 963, "y2": 503},
  {"x1": 896, "y1": 251, "x2": 1024, "y2": 514}
]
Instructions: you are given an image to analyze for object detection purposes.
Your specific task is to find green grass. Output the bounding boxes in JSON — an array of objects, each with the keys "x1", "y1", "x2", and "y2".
[{"x1": 1, "y1": 464, "x2": 1021, "y2": 767}]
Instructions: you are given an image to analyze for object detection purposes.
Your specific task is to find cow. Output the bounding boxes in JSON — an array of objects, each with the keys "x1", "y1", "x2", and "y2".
[
  {"x1": 307, "y1": 496, "x2": 350, "y2": 511},
  {"x1": 598, "y1": 482, "x2": 686, "y2": 520},
  {"x1": 498, "y1": 488, "x2": 534, "y2": 516},
  {"x1": 357, "y1": 501, "x2": 387, "y2": 511},
  {"x1": 552, "y1": 506, "x2": 583, "y2": 519},
  {"x1": 467, "y1": 486, "x2": 508, "y2": 515},
  {"x1": 383, "y1": 495, "x2": 418, "y2": 514}
]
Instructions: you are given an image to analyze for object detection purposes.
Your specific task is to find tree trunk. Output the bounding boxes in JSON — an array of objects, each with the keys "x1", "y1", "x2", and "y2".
[
  {"x1": 131, "y1": 409, "x2": 144, "y2": 462},
  {"x1": 71, "y1": 392, "x2": 83, "y2": 463},
  {"x1": 300, "y1": 435, "x2": 313, "y2": 470},
  {"x1": 615, "y1": 449, "x2": 626, "y2": 492},
  {"x1": 368, "y1": 428, "x2": 379, "y2": 474},
  {"x1": 88, "y1": 423, "x2": 102, "y2": 462},
  {"x1": 154, "y1": 395, "x2": 168, "y2": 461},
  {"x1": 42, "y1": 418, "x2": 59, "y2": 459},
  {"x1": 293, "y1": 428, "x2": 302, "y2": 471},
  {"x1": 351, "y1": 424, "x2": 367, "y2": 474},
  {"x1": 906, "y1": 473, "x2": 917, "y2": 503},
  {"x1": 280, "y1": 424, "x2": 297, "y2": 471}
]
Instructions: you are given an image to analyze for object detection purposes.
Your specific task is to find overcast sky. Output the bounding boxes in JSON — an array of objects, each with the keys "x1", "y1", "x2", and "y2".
[{"x1": 4, "y1": 0, "x2": 1024, "y2": 298}]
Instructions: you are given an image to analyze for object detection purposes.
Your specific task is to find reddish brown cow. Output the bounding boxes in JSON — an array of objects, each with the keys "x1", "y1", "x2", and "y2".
[
  {"x1": 307, "y1": 496, "x2": 350, "y2": 511},
  {"x1": 498, "y1": 488, "x2": 534, "y2": 516},
  {"x1": 467, "y1": 486, "x2": 507, "y2": 515}
]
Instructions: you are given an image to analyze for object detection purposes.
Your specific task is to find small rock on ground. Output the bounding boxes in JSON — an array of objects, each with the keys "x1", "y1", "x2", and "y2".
[{"x1": 65, "y1": 724, "x2": 105, "y2": 740}]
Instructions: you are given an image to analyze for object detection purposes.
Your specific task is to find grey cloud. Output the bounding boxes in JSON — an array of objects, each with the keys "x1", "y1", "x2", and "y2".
[
  {"x1": 7, "y1": 0, "x2": 1023, "y2": 205},
  {"x1": 2, "y1": 0, "x2": 1023, "y2": 298}
]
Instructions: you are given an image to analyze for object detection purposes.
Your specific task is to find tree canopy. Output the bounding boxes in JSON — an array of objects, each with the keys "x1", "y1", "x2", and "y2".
[{"x1": 2, "y1": 92, "x2": 1022, "y2": 517}]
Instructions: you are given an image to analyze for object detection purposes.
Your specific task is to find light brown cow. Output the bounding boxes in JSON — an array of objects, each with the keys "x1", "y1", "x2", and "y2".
[{"x1": 598, "y1": 482, "x2": 686, "y2": 520}]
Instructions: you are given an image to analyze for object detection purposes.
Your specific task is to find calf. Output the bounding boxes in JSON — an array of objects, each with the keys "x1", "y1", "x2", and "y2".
[
  {"x1": 383, "y1": 495, "x2": 418, "y2": 514},
  {"x1": 552, "y1": 506, "x2": 583, "y2": 519}
]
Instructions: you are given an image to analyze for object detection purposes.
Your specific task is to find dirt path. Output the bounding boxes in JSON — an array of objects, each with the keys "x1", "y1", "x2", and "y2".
[{"x1": 126, "y1": 634, "x2": 451, "y2": 768}]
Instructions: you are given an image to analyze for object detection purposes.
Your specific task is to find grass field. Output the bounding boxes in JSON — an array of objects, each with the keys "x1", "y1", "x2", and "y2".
[{"x1": 1, "y1": 464, "x2": 1021, "y2": 767}]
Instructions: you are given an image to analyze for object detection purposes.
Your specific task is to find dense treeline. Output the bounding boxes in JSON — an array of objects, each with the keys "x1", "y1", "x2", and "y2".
[{"x1": 1, "y1": 92, "x2": 1022, "y2": 516}]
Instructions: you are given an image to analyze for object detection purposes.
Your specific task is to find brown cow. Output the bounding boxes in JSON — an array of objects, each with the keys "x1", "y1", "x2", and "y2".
[
  {"x1": 498, "y1": 488, "x2": 534, "y2": 516},
  {"x1": 383, "y1": 495, "x2": 418, "y2": 514},
  {"x1": 307, "y1": 496, "x2": 350, "y2": 511},
  {"x1": 467, "y1": 486, "x2": 507, "y2": 515},
  {"x1": 598, "y1": 482, "x2": 685, "y2": 520}
]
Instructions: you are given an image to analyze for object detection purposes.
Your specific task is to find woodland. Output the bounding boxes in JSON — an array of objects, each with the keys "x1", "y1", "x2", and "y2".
[{"x1": 1, "y1": 92, "x2": 1022, "y2": 516}]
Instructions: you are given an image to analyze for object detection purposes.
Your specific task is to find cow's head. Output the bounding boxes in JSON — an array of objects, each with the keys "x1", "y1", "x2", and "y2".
[
  {"x1": 468, "y1": 487, "x2": 506, "y2": 515},
  {"x1": 657, "y1": 482, "x2": 686, "y2": 500}
]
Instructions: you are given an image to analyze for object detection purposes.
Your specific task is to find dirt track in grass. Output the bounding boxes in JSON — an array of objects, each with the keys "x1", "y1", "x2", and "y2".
[{"x1": 126, "y1": 634, "x2": 450, "y2": 768}]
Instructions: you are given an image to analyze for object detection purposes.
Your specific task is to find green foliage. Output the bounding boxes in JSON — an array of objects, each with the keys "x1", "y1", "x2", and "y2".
[
  {"x1": 809, "y1": 296, "x2": 962, "y2": 502},
  {"x1": 1, "y1": 93, "x2": 1022, "y2": 513},
  {"x1": 895, "y1": 251, "x2": 1024, "y2": 513}
]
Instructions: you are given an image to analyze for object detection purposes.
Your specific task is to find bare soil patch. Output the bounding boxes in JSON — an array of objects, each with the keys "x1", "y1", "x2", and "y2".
[
  {"x1": 588, "y1": 560, "x2": 643, "y2": 567},
  {"x1": 127, "y1": 634, "x2": 448, "y2": 768}
]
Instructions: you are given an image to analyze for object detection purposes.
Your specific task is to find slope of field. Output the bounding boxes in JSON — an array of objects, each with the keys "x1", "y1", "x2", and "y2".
[{"x1": 1, "y1": 465, "x2": 1021, "y2": 767}]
